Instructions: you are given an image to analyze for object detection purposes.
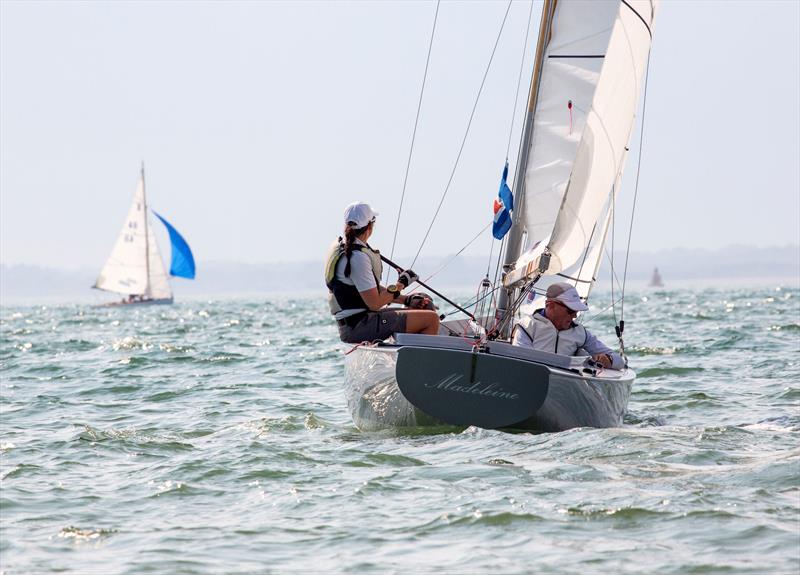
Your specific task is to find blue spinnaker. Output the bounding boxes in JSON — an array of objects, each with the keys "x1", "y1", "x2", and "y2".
[{"x1": 153, "y1": 212, "x2": 196, "y2": 279}]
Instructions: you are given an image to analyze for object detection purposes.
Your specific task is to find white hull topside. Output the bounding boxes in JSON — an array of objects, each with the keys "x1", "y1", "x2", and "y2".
[
  {"x1": 344, "y1": 333, "x2": 635, "y2": 433},
  {"x1": 96, "y1": 297, "x2": 174, "y2": 308}
]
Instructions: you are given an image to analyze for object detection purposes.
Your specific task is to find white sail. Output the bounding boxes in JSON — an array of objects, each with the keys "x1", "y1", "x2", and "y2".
[
  {"x1": 505, "y1": 0, "x2": 657, "y2": 290},
  {"x1": 144, "y1": 217, "x2": 172, "y2": 300},
  {"x1": 93, "y1": 171, "x2": 172, "y2": 300}
]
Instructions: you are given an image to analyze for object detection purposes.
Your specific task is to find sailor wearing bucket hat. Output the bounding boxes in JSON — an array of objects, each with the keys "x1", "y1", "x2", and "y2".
[
  {"x1": 324, "y1": 202, "x2": 440, "y2": 343},
  {"x1": 511, "y1": 282, "x2": 625, "y2": 369}
]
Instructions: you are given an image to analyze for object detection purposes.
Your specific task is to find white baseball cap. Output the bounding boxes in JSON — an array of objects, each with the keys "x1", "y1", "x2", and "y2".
[
  {"x1": 343, "y1": 202, "x2": 378, "y2": 228},
  {"x1": 546, "y1": 282, "x2": 588, "y2": 312}
]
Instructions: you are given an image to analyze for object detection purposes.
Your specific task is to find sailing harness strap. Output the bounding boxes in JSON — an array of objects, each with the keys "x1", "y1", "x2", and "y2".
[{"x1": 325, "y1": 239, "x2": 383, "y2": 317}]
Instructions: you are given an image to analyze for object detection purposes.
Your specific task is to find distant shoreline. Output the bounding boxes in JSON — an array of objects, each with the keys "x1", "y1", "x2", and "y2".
[{"x1": 2, "y1": 244, "x2": 798, "y2": 305}]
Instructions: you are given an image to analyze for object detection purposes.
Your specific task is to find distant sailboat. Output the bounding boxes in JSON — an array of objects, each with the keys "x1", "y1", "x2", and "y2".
[
  {"x1": 93, "y1": 165, "x2": 195, "y2": 305},
  {"x1": 649, "y1": 267, "x2": 664, "y2": 287}
]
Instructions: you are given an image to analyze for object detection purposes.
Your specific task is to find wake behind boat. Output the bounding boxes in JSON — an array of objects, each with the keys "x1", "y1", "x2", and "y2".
[
  {"x1": 341, "y1": 0, "x2": 658, "y2": 433},
  {"x1": 93, "y1": 165, "x2": 195, "y2": 306}
]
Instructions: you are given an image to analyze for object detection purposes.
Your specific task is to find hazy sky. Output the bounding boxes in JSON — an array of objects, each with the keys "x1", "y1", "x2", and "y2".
[{"x1": 1, "y1": 0, "x2": 798, "y2": 271}]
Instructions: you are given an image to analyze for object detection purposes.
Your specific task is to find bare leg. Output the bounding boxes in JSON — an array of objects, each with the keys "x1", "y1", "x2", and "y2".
[{"x1": 400, "y1": 310, "x2": 439, "y2": 335}]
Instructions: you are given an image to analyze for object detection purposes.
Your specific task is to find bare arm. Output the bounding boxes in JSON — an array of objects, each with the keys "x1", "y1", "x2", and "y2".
[{"x1": 359, "y1": 287, "x2": 400, "y2": 311}]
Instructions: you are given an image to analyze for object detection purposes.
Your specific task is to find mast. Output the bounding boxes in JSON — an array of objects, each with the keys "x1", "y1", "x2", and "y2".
[
  {"x1": 495, "y1": 0, "x2": 556, "y2": 334},
  {"x1": 141, "y1": 162, "x2": 151, "y2": 298}
]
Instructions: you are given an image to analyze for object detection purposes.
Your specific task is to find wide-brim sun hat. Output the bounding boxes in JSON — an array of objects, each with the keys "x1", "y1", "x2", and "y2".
[
  {"x1": 343, "y1": 202, "x2": 378, "y2": 228},
  {"x1": 545, "y1": 282, "x2": 589, "y2": 312}
]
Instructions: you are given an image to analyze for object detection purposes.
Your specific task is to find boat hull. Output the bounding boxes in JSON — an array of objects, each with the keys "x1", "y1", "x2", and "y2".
[
  {"x1": 344, "y1": 342, "x2": 633, "y2": 433},
  {"x1": 99, "y1": 297, "x2": 174, "y2": 308}
]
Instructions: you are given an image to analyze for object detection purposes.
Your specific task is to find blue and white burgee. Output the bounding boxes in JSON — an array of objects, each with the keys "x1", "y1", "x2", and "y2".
[{"x1": 492, "y1": 162, "x2": 514, "y2": 240}]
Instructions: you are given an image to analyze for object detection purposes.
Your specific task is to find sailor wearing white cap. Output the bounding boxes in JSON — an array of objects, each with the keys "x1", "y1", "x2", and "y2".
[
  {"x1": 511, "y1": 282, "x2": 625, "y2": 369},
  {"x1": 324, "y1": 202, "x2": 440, "y2": 343}
]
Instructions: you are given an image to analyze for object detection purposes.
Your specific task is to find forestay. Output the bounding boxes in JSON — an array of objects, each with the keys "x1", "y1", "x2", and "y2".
[{"x1": 504, "y1": 0, "x2": 657, "y2": 303}]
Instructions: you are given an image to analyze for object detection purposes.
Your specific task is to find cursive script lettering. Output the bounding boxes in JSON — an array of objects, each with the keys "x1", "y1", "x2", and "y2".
[{"x1": 424, "y1": 374, "x2": 519, "y2": 400}]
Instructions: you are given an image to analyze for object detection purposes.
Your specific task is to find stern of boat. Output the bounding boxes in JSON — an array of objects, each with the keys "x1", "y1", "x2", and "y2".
[
  {"x1": 344, "y1": 344, "x2": 420, "y2": 430},
  {"x1": 343, "y1": 334, "x2": 636, "y2": 433}
]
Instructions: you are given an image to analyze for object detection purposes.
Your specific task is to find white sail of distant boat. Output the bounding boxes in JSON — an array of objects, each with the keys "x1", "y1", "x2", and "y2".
[
  {"x1": 93, "y1": 165, "x2": 195, "y2": 305},
  {"x1": 342, "y1": 0, "x2": 659, "y2": 433},
  {"x1": 649, "y1": 267, "x2": 664, "y2": 287}
]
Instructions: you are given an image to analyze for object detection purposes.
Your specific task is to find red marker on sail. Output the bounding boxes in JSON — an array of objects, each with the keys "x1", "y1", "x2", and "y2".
[{"x1": 568, "y1": 100, "x2": 573, "y2": 135}]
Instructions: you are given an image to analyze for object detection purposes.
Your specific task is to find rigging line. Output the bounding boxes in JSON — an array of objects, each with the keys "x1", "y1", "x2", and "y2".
[
  {"x1": 486, "y1": 232, "x2": 496, "y2": 277},
  {"x1": 421, "y1": 221, "x2": 493, "y2": 284},
  {"x1": 489, "y1": 233, "x2": 509, "y2": 313},
  {"x1": 602, "y1": 244, "x2": 624, "y2": 297},
  {"x1": 487, "y1": 238, "x2": 504, "y2": 313},
  {"x1": 445, "y1": 284, "x2": 503, "y2": 318},
  {"x1": 409, "y1": 0, "x2": 514, "y2": 269},
  {"x1": 505, "y1": 0, "x2": 536, "y2": 160},
  {"x1": 548, "y1": 54, "x2": 605, "y2": 59},
  {"x1": 620, "y1": 49, "x2": 653, "y2": 322},
  {"x1": 556, "y1": 273, "x2": 593, "y2": 284},
  {"x1": 621, "y1": 0, "x2": 653, "y2": 40},
  {"x1": 494, "y1": 280, "x2": 535, "y2": 337},
  {"x1": 486, "y1": 0, "x2": 533, "y2": 296},
  {"x1": 610, "y1": 190, "x2": 619, "y2": 327},
  {"x1": 572, "y1": 220, "x2": 599, "y2": 289},
  {"x1": 492, "y1": 235, "x2": 506, "y2": 291},
  {"x1": 487, "y1": 275, "x2": 535, "y2": 338},
  {"x1": 581, "y1": 295, "x2": 625, "y2": 325},
  {"x1": 386, "y1": 0, "x2": 441, "y2": 283},
  {"x1": 486, "y1": 207, "x2": 506, "y2": 281}
]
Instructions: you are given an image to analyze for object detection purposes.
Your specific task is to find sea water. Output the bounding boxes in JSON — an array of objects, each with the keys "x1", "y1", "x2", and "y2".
[{"x1": 1, "y1": 285, "x2": 798, "y2": 574}]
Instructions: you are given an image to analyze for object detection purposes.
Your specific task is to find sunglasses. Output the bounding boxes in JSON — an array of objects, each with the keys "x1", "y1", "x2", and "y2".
[{"x1": 551, "y1": 300, "x2": 578, "y2": 316}]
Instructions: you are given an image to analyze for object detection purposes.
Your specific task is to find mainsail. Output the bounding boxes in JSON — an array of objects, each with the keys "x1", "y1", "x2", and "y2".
[
  {"x1": 93, "y1": 168, "x2": 173, "y2": 300},
  {"x1": 503, "y1": 0, "x2": 657, "y2": 303}
]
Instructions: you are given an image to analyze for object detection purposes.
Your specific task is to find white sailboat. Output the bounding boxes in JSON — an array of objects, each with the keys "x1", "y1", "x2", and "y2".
[
  {"x1": 343, "y1": 0, "x2": 658, "y2": 432},
  {"x1": 649, "y1": 267, "x2": 664, "y2": 287},
  {"x1": 93, "y1": 165, "x2": 195, "y2": 305}
]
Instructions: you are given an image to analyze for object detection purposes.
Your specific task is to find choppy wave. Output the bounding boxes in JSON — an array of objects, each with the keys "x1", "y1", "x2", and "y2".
[{"x1": 1, "y1": 286, "x2": 798, "y2": 574}]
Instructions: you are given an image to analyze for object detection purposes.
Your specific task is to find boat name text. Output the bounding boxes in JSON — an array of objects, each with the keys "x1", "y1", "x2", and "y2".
[{"x1": 425, "y1": 374, "x2": 519, "y2": 400}]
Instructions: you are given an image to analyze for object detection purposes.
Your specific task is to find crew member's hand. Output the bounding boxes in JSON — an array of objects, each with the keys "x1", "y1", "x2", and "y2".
[
  {"x1": 405, "y1": 294, "x2": 432, "y2": 309},
  {"x1": 397, "y1": 269, "x2": 419, "y2": 288},
  {"x1": 592, "y1": 353, "x2": 612, "y2": 368}
]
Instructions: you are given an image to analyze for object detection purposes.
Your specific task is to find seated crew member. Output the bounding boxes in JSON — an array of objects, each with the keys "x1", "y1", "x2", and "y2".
[
  {"x1": 325, "y1": 202, "x2": 440, "y2": 344},
  {"x1": 511, "y1": 282, "x2": 625, "y2": 369}
]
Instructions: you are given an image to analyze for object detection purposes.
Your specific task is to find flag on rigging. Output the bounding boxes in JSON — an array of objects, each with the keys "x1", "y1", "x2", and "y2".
[{"x1": 492, "y1": 162, "x2": 514, "y2": 240}]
